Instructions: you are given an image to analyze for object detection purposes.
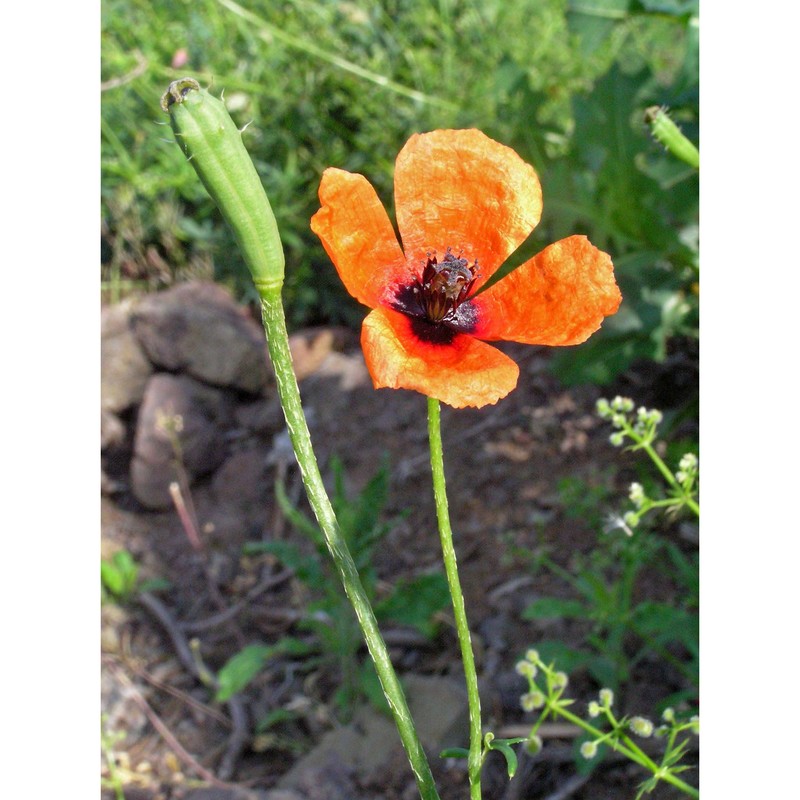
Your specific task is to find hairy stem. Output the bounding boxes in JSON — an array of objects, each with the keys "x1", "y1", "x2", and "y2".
[
  {"x1": 261, "y1": 289, "x2": 440, "y2": 800},
  {"x1": 427, "y1": 397, "x2": 482, "y2": 800}
]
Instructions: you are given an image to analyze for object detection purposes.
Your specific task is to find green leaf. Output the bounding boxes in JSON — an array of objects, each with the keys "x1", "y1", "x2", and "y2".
[
  {"x1": 215, "y1": 638, "x2": 311, "y2": 702},
  {"x1": 522, "y1": 597, "x2": 588, "y2": 620},
  {"x1": 375, "y1": 573, "x2": 450, "y2": 637},
  {"x1": 439, "y1": 747, "x2": 469, "y2": 760},
  {"x1": 535, "y1": 641, "x2": 593, "y2": 673},
  {"x1": 101, "y1": 550, "x2": 139, "y2": 600},
  {"x1": 244, "y1": 540, "x2": 323, "y2": 585},
  {"x1": 486, "y1": 737, "x2": 527, "y2": 779}
]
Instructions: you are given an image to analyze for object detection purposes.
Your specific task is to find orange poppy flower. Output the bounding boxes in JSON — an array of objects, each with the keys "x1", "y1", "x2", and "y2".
[{"x1": 310, "y1": 129, "x2": 622, "y2": 408}]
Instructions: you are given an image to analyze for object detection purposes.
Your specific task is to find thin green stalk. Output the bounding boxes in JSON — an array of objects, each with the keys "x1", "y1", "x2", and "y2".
[
  {"x1": 639, "y1": 440, "x2": 700, "y2": 517},
  {"x1": 262, "y1": 290, "x2": 440, "y2": 800},
  {"x1": 427, "y1": 397, "x2": 482, "y2": 800},
  {"x1": 551, "y1": 703, "x2": 699, "y2": 799}
]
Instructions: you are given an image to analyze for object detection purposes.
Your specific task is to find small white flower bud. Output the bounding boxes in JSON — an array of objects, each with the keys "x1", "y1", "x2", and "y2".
[
  {"x1": 629, "y1": 716, "x2": 654, "y2": 737},
  {"x1": 599, "y1": 688, "x2": 614, "y2": 707},
  {"x1": 552, "y1": 671, "x2": 569, "y2": 690},
  {"x1": 580, "y1": 740, "x2": 598, "y2": 759},
  {"x1": 521, "y1": 691, "x2": 546, "y2": 711},
  {"x1": 524, "y1": 648, "x2": 540, "y2": 664},
  {"x1": 588, "y1": 701, "x2": 601, "y2": 718},
  {"x1": 628, "y1": 482, "x2": 645, "y2": 507},
  {"x1": 596, "y1": 398, "x2": 611, "y2": 418}
]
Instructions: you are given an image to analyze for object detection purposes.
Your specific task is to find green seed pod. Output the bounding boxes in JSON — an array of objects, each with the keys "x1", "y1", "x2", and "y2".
[
  {"x1": 162, "y1": 77, "x2": 285, "y2": 293},
  {"x1": 645, "y1": 105, "x2": 700, "y2": 169}
]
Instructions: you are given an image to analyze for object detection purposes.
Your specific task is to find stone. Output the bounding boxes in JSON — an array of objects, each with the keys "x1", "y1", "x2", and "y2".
[
  {"x1": 278, "y1": 675, "x2": 467, "y2": 792},
  {"x1": 131, "y1": 373, "x2": 233, "y2": 509},
  {"x1": 130, "y1": 282, "x2": 271, "y2": 395},
  {"x1": 211, "y1": 449, "x2": 269, "y2": 508},
  {"x1": 101, "y1": 299, "x2": 154, "y2": 413}
]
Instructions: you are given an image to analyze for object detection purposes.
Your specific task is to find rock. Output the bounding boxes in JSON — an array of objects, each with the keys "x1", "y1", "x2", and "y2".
[
  {"x1": 101, "y1": 299, "x2": 154, "y2": 412},
  {"x1": 131, "y1": 373, "x2": 233, "y2": 509},
  {"x1": 234, "y1": 396, "x2": 284, "y2": 436},
  {"x1": 211, "y1": 449, "x2": 269, "y2": 509},
  {"x1": 101, "y1": 407, "x2": 126, "y2": 450},
  {"x1": 278, "y1": 675, "x2": 467, "y2": 792},
  {"x1": 179, "y1": 789, "x2": 274, "y2": 800},
  {"x1": 130, "y1": 282, "x2": 271, "y2": 395}
]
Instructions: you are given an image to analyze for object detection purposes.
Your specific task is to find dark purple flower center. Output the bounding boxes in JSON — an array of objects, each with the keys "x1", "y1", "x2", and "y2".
[{"x1": 392, "y1": 248, "x2": 480, "y2": 336}]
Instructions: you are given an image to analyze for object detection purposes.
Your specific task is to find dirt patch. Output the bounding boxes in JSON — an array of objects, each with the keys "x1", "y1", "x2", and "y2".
[{"x1": 101, "y1": 292, "x2": 697, "y2": 800}]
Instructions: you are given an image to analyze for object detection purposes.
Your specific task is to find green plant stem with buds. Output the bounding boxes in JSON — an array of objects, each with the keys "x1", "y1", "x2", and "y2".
[
  {"x1": 427, "y1": 398, "x2": 483, "y2": 800},
  {"x1": 163, "y1": 78, "x2": 440, "y2": 800},
  {"x1": 522, "y1": 656, "x2": 699, "y2": 799}
]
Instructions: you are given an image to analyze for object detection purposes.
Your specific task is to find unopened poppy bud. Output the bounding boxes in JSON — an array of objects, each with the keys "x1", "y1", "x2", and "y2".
[
  {"x1": 521, "y1": 691, "x2": 546, "y2": 711},
  {"x1": 644, "y1": 105, "x2": 700, "y2": 169},
  {"x1": 162, "y1": 78, "x2": 285, "y2": 293},
  {"x1": 599, "y1": 688, "x2": 614, "y2": 707},
  {"x1": 580, "y1": 740, "x2": 598, "y2": 759},
  {"x1": 629, "y1": 716, "x2": 654, "y2": 737},
  {"x1": 525, "y1": 734, "x2": 543, "y2": 756}
]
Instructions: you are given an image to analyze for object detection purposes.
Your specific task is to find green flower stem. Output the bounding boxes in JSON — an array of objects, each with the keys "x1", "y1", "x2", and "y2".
[
  {"x1": 259, "y1": 289, "x2": 440, "y2": 800},
  {"x1": 551, "y1": 703, "x2": 699, "y2": 799},
  {"x1": 427, "y1": 398, "x2": 482, "y2": 800},
  {"x1": 164, "y1": 78, "x2": 439, "y2": 800},
  {"x1": 638, "y1": 439, "x2": 700, "y2": 517}
]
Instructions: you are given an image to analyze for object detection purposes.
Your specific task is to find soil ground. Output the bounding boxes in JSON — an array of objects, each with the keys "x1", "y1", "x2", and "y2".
[{"x1": 101, "y1": 332, "x2": 698, "y2": 800}]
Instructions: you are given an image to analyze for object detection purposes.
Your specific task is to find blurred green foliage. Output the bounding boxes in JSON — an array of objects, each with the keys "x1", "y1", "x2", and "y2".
[
  {"x1": 102, "y1": 0, "x2": 697, "y2": 380},
  {"x1": 243, "y1": 456, "x2": 449, "y2": 719}
]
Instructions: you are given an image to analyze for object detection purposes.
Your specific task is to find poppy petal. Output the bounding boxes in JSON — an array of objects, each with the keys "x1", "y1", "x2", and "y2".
[
  {"x1": 310, "y1": 167, "x2": 413, "y2": 308},
  {"x1": 361, "y1": 306, "x2": 519, "y2": 408},
  {"x1": 471, "y1": 236, "x2": 622, "y2": 345},
  {"x1": 394, "y1": 129, "x2": 542, "y2": 286}
]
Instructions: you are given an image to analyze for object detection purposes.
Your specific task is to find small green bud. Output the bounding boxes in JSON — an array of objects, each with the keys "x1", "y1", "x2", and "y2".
[
  {"x1": 580, "y1": 740, "x2": 598, "y2": 759},
  {"x1": 609, "y1": 432, "x2": 625, "y2": 447},
  {"x1": 521, "y1": 691, "x2": 546, "y2": 711},
  {"x1": 655, "y1": 725, "x2": 669, "y2": 737},
  {"x1": 629, "y1": 716, "x2": 654, "y2": 737},
  {"x1": 661, "y1": 707, "x2": 675, "y2": 723},
  {"x1": 599, "y1": 688, "x2": 614, "y2": 707},
  {"x1": 623, "y1": 511, "x2": 639, "y2": 530},
  {"x1": 690, "y1": 715, "x2": 700, "y2": 735},
  {"x1": 525, "y1": 734, "x2": 543, "y2": 756},
  {"x1": 587, "y1": 701, "x2": 601, "y2": 718}
]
